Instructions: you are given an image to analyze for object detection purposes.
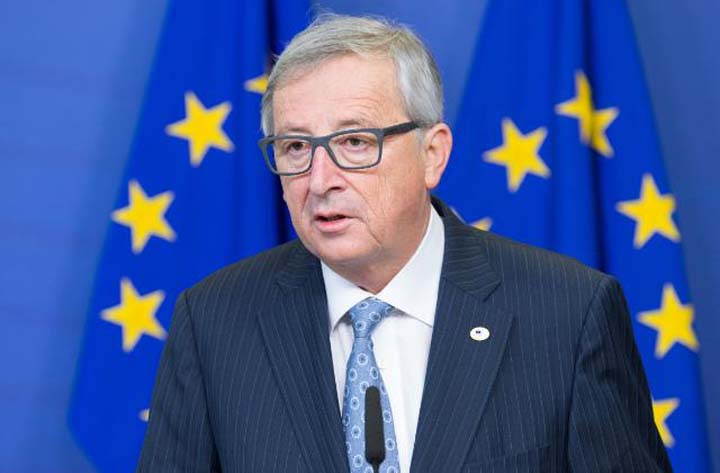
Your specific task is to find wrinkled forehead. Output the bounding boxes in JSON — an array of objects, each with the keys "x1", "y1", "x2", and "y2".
[{"x1": 271, "y1": 53, "x2": 407, "y2": 133}]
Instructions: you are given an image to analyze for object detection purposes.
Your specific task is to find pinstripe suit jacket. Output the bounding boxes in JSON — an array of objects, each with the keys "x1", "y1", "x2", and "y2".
[{"x1": 137, "y1": 198, "x2": 671, "y2": 472}]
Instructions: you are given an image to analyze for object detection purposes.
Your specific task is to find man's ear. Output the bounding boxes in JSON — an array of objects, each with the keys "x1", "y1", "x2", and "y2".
[{"x1": 422, "y1": 123, "x2": 453, "y2": 190}]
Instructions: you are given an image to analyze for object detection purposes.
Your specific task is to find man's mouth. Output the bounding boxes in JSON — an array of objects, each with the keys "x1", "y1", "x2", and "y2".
[
  {"x1": 317, "y1": 214, "x2": 348, "y2": 222},
  {"x1": 313, "y1": 213, "x2": 353, "y2": 232}
]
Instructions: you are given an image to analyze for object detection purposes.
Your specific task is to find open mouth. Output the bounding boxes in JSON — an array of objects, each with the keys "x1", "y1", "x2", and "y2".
[{"x1": 317, "y1": 214, "x2": 348, "y2": 222}]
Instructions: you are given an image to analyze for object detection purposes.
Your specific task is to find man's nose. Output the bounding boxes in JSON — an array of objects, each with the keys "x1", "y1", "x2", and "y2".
[{"x1": 308, "y1": 145, "x2": 343, "y2": 195}]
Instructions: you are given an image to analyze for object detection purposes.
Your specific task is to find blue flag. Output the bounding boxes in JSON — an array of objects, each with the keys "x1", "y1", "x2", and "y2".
[
  {"x1": 437, "y1": 0, "x2": 711, "y2": 470},
  {"x1": 68, "y1": 0, "x2": 309, "y2": 470}
]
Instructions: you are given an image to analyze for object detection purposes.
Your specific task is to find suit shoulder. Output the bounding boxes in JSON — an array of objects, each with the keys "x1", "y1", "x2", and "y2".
[
  {"x1": 186, "y1": 239, "x2": 301, "y2": 300},
  {"x1": 476, "y1": 228, "x2": 609, "y2": 291},
  {"x1": 470, "y1": 228, "x2": 620, "y2": 339}
]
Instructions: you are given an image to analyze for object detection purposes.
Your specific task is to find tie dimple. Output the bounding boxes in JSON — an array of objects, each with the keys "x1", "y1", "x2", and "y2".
[{"x1": 342, "y1": 297, "x2": 401, "y2": 473}]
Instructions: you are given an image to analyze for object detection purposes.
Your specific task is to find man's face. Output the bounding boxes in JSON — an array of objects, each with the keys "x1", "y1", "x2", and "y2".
[{"x1": 272, "y1": 54, "x2": 437, "y2": 274}]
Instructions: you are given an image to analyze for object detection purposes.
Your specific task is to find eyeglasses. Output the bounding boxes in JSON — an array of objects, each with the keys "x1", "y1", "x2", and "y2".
[{"x1": 258, "y1": 121, "x2": 419, "y2": 176}]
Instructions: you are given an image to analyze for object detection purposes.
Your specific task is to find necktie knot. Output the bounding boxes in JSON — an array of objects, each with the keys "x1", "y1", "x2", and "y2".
[{"x1": 348, "y1": 297, "x2": 393, "y2": 339}]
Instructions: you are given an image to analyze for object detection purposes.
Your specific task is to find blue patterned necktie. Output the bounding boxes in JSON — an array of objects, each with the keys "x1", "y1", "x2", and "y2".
[{"x1": 342, "y1": 297, "x2": 401, "y2": 473}]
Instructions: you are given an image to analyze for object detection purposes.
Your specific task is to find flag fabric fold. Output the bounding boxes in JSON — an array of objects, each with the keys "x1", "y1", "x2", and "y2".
[
  {"x1": 69, "y1": 0, "x2": 308, "y2": 470},
  {"x1": 437, "y1": 0, "x2": 711, "y2": 470}
]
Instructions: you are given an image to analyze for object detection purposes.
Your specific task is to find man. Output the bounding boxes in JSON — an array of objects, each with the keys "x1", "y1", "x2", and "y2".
[{"x1": 137, "y1": 14, "x2": 671, "y2": 473}]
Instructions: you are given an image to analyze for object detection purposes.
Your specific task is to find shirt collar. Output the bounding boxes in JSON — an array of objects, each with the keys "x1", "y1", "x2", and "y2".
[{"x1": 322, "y1": 205, "x2": 445, "y2": 332}]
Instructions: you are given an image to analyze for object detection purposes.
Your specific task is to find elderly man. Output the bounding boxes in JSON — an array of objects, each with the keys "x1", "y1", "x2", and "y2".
[{"x1": 137, "y1": 15, "x2": 671, "y2": 473}]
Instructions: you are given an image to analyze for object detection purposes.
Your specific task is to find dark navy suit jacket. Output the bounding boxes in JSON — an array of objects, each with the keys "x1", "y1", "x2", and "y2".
[{"x1": 137, "y1": 199, "x2": 671, "y2": 472}]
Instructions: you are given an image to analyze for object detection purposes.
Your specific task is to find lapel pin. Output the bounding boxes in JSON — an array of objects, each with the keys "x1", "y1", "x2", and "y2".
[{"x1": 470, "y1": 326, "x2": 490, "y2": 342}]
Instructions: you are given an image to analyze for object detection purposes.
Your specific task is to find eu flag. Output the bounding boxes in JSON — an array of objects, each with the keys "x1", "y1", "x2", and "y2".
[
  {"x1": 68, "y1": 0, "x2": 309, "y2": 470},
  {"x1": 437, "y1": 0, "x2": 712, "y2": 470}
]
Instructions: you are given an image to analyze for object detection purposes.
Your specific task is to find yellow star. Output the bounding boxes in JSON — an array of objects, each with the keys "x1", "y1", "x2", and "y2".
[
  {"x1": 555, "y1": 70, "x2": 619, "y2": 157},
  {"x1": 483, "y1": 118, "x2": 550, "y2": 193},
  {"x1": 166, "y1": 91, "x2": 234, "y2": 166},
  {"x1": 101, "y1": 278, "x2": 166, "y2": 353},
  {"x1": 244, "y1": 73, "x2": 268, "y2": 94},
  {"x1": 112, "y1": 179, "x2": 176, "y2": 254},
  {"x1": 652, "y1": 398, "x2": 679, "y2": 447},
  {"x1": 472, "y1": 217, "x2": 493, "y2": 231},
  {"x1": 616, "y1": 174, "x2": 680, "y2": 248},
  {"x1": 639, "y1": 283, "x2": 698, "y2": 358}
]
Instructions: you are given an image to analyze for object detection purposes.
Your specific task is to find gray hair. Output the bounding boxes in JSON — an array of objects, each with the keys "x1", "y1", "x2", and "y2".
[{"x1": 260, "y1": 14, "x2": 444, "y2": 135}]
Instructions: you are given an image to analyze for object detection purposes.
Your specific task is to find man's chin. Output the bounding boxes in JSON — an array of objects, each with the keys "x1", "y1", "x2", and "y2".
[
  {"x1": 298, "y1": 224, "x2": 377, "y2": 267},
  {"x1": 316, "y1": 246, "x2": 368, "y2": 268},
  {"x1": 308, "y1": 239, "x2": 372, "y2": 270}
]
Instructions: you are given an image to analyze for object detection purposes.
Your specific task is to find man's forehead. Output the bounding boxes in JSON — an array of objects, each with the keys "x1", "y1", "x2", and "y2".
[{"x1": 272, "y1": 54, "x2": 404, "y2": 134}]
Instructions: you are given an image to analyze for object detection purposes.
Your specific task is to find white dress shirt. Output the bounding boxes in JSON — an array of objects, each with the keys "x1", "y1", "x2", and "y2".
[{"x1": 321, "y1": 206, "x2": 445, "y2": 473}]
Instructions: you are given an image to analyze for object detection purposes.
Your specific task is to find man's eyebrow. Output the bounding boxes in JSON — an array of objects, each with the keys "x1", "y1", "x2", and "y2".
[
  {"x1": 275, "y1": 125, "x2": 312, "y2": 136},
  {"x1": 275, "y1": 117, "x2": 377, "y2": 136},
  {"x1": 336, "y1": 118, "x2": 374, "y2": 129}
]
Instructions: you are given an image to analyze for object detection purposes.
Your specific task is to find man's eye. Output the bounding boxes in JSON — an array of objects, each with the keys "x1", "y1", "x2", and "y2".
[
  {"x1": 284, "y1": 141, "x2": 309, "y2": 154},
  {"x1": 341, "y1": 135, "x2": 370, "y2": 149}
]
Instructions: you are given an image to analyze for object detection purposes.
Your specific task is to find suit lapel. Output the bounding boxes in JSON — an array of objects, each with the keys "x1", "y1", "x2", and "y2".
[
  {"x1": 256, "y1": 199, "x2": 513, "y2": 473},
  {"x1": 410, "y1": 201, "x2": 516, "y2": 473},
  {"x1": 257, "y1": 243, "x2": 348, "y2": 473}
]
